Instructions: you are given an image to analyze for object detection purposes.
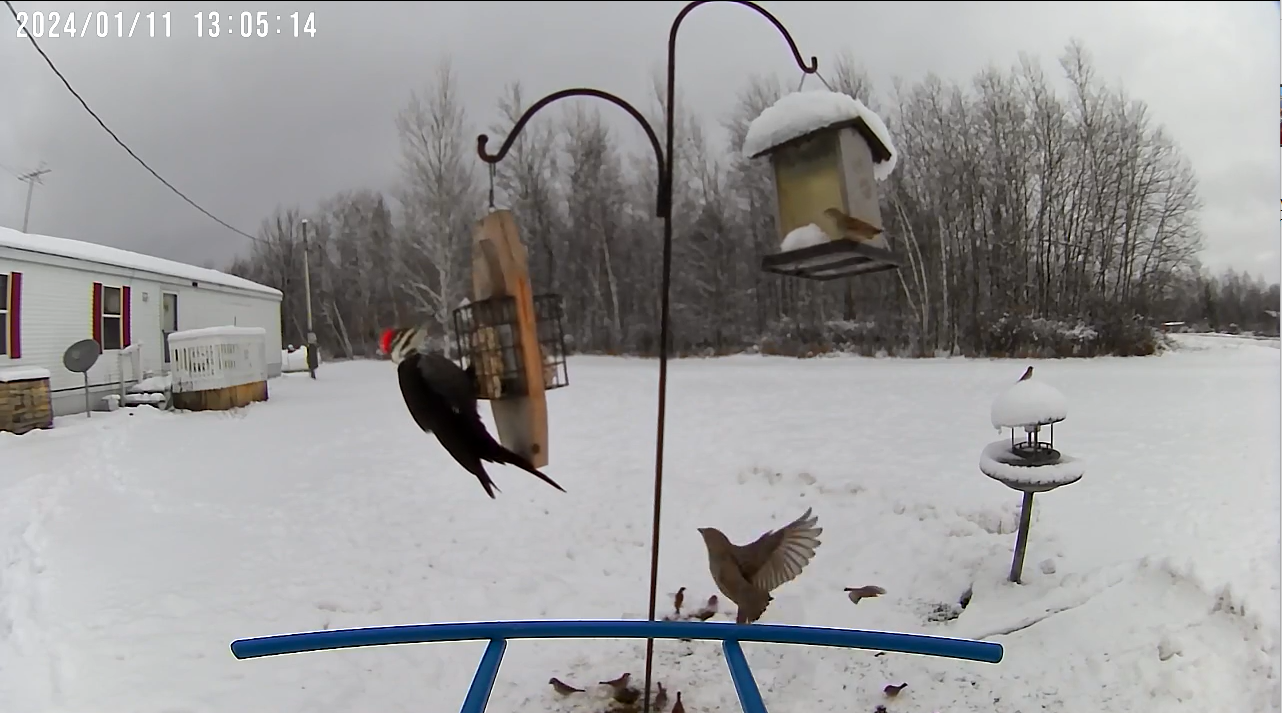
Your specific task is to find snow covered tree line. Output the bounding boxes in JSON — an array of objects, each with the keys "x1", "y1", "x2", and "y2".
[{"x1": 227, "y1": 42, "x2": 1278, "y2": 360}]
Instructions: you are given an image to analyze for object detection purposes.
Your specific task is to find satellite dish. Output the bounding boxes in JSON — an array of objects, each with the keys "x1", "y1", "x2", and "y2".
[
  {"x1": 62, "y1": 338, "x2": 102, "y2": 418},
  {"x1": 63, "y1": 338, "x2": 101, "y2": 373}
]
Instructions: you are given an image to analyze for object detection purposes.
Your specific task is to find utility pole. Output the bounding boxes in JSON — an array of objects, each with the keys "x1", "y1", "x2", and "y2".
[
  {"x1": 300, "y1": 218, "x2": 318, "y2": 379},
  {"x1": 17, "y1": 167, "x2": 51, "y2": 232}
]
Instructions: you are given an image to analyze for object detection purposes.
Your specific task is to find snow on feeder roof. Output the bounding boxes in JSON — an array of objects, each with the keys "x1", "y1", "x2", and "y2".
[
  {"x1": 749, "y1": 90, "x2": 901, "y2": 282},
  {"x1": 742, "y1": 90, "x2": 898, "y2": 180},
  {"x1": 990, "y1": 378, "x2": 1068, "y2": 430}
]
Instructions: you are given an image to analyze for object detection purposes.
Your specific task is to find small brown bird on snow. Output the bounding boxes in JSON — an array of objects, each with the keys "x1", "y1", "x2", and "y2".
[
  {"x1": 671, "y1": 691, "x2": 686, "y2": 713},
  {"x1": 883, "y1": 682, "x2": 908, "y2": 697},
  {"x1": 844, "y1": 585, "x2": 886, "y2": 605},
  {"x1": 692, "y1": 594, "x2": 719, "y2": 621},
  {"x1": 673, "y1": 586, "x2": 686, "y2": 616},
  {"x1": 698, "y1": 508, "x2": 823, "y2": 624},
  {"x1": 599, "y1": 672, "x2": 631, "y2": 690},
  {"x1": 548, "y1": 677, "x2": 583, "y2": 695},
  {"x1": 1018, "y1": 365, "x2": 1034, "y2": 382},
  {"x1": 654, "y1": 682, "x2": 669, "y2": 710}
]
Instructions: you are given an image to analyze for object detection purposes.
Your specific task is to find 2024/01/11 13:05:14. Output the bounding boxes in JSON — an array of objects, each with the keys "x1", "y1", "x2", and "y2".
[{"x1": 194, "y1": 11, "x2": 315, "y2": 38}]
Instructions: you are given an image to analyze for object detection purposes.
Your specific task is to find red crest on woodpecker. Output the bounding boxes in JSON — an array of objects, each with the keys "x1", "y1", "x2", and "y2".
[{"x1": 379, "y1": 328, "x2": 399, "y2": 357}]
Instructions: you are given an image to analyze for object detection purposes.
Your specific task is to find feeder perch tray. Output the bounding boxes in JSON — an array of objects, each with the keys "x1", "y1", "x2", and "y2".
[
  {"x1": 761, "y1": 239, "x2": 899, "y2": 281},
  {"x1": 451, "y1": 293, "x2": 569, "y2": 401},
  {"x1": 1010, "y1": 441, "x2": 1061, "y2": 465},
  {"x1": 979, "y1": 440, "x2": 1084, "y2": 494}
]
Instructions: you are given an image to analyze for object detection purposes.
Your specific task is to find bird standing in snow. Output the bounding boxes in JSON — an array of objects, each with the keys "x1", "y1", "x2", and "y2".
[
  {"x1": 844, "y1": 585, "x2": 886, "y2": 605},
  {"x1": 1019, "y1": 365, "x2": 1034, "y2": 381},
  {"x1": 380, "y1": 326, "x2": 565, "y2": 499},
  {"x1": 697, "y1": 508, "x2": 822, "y2": 624},
  {"x1": 548, "y1": 677, "x2": 583, "y2": 695}
]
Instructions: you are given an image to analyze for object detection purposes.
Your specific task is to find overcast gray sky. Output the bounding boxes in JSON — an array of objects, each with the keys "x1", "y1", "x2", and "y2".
[{"x1": 2, "y1": 1, "x2": 1278, "y2": 282}]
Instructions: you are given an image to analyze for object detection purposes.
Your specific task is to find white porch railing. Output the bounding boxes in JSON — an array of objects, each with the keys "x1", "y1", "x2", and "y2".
[{"x1": 168, "y1": 326, "x2": 269, "y2": 393}]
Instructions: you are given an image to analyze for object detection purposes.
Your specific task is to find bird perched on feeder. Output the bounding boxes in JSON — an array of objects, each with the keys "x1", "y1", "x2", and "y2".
[
  {"x1": 380, "y1": 326, "x2": 566, "y2": 499},
  {"x1": 822, "y1": 207, "x2": 884, "y2": 243},
  {"x1": 697, "y1": 508, "x2": 822, "y2": 624}
]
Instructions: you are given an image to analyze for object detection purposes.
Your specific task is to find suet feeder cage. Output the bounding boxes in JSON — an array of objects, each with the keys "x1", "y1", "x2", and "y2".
[
  {"x1": 461, "y1": 208, "x2": 564, "y2": 468},
  {"x1": 451, "y1": 293, "x2": 569, "y2": 401},
  {"x1": 980, "y1": 372, "x2": 1085, "y2": 584},
  {"x1": 742, "y1": 90, "x2": 902, "y2": 281}
]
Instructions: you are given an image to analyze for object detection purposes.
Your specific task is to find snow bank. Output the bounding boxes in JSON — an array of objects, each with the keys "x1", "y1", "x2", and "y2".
[
  {"x1": 0, "y1": 225, "x2": 280, "y2": 297},
  {"x1": 780, "y1": 223, "x2": 830, "y2": 252},
  {"x1": 991, "y1": 379, "x2": 1068, "y2": 429},
  {"x1": 979, "y1": 439, "x2": 1085, "y2": 490},
  {"x1": 0, "y1": 367, "x2": 51, "y2": 382},
  {"x1": 742, "y1": 90, "x2": 899, "y2": 182}
]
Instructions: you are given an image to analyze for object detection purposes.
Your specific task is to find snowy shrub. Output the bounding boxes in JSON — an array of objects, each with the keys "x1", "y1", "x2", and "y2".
[
  {"x1": 984, "y1": 313, "x2": 1164, "y2": 358},
  {"x1": 757, "y1": 317, "x2": 915, "y2": 358}
]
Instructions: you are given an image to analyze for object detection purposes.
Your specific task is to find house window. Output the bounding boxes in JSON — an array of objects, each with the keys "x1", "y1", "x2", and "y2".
[
  {"x1": 102, "y1": 285, "x2": 123, "y2": 350},
  {"x1": 92, "y1": 282, "x2": 132, "y2": 351},
  {"x1": 0, "y1": 271, "x2": 20, "y2": 359}
]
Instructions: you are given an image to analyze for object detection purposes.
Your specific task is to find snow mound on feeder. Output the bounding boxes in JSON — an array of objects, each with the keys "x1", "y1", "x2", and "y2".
[
  {"x1": 979, "y1": 440, "x2": 1086, "y2": 490},
  {"x1": 780, "y1": 223, "x2": 830, "y2": 251},
  {"x1": 742, "y1": 89, "x2": 899, "y2": 182},
  {"x1": 990, "y1": 379, "x2": 1068, "y2": 429}
]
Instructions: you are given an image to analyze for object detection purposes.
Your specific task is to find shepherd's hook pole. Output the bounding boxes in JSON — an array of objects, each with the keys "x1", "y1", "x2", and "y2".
[
  {"x1": 639, "y1": 6, "x2": 817, "y2": 713},
  {"x1": 474, "y1": 6, "x2": 817, "y2": 711},
  {"x1": 300, "y1": 218, "x2": 317, "y2": 379}
]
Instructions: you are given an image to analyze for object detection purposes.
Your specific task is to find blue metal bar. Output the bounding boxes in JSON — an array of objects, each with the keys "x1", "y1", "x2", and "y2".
[
  {"x1": 722, "y1": 640, "x2": 768, "y2": 713},
  {"x1": 231, "y1": 619, "x2": 1002, "y2": 664},
  {"x1": 460, "y1": 639, "x2": 507, "y2": 713}
]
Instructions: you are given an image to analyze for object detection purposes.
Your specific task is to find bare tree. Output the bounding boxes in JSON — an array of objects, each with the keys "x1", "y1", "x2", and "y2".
[
  {"x1": 230, "y1": 44, "x2": 1238, "y2": 361},
  {"x1": 395, "y1": 58, "x2": 481, "y2": 337}
]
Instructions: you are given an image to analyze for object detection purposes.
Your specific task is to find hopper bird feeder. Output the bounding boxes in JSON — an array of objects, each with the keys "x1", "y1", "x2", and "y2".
[
  {"x1": 743, "y1": 89, "x2": 902, "y2": 281},
  {"x1": 450, "y1": 209, "x2": 569, "y2": 469},
  {"x1": 979, "y1": 370, "x2": 1085, "y2": 584}
]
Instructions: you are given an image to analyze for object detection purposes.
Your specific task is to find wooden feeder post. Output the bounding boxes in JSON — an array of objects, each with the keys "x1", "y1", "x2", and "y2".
[
  {"x1": 744, "y1": 90, "x2": 902, "y2": 281},
  {"x1": 455, "y1": 209, "x2": 569, "y2": 469},
  {"x1": 979, "y1": 371, "x2": 1085, "y2": 584}
]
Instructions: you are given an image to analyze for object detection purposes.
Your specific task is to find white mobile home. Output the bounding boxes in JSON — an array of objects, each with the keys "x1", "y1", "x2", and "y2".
[{"x1": 0, "y1": 225, "x2": 283, "y2": 417}]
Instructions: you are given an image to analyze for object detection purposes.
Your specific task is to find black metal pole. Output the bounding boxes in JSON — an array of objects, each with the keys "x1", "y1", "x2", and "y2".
[
  {"x1": 1009, "y1": 490, "x2": 1035, "y2": 583},
  {"x1": 476, "y1": 6, "x2": 818, "y2": 712}
]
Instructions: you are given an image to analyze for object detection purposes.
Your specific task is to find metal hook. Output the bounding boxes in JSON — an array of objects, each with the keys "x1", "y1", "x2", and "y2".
[{"x1": 487, "y1": 164, "x2": 496, "y2": 209}]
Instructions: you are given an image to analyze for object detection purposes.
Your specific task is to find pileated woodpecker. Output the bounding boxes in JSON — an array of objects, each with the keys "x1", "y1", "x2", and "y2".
[{"x1": 380, "y1": 326, "x2": 566, "y2": 499}]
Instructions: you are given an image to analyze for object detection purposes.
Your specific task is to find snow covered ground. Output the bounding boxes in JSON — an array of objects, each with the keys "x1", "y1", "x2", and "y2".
[{"x1": 0, "y1": 333, "x2": 1276, "y2": 713}]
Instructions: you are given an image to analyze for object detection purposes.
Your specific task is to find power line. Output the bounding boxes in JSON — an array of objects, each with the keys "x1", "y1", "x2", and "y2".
[{"x1": 5, "y1": 0, "x2": 263, "y2": 244}]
